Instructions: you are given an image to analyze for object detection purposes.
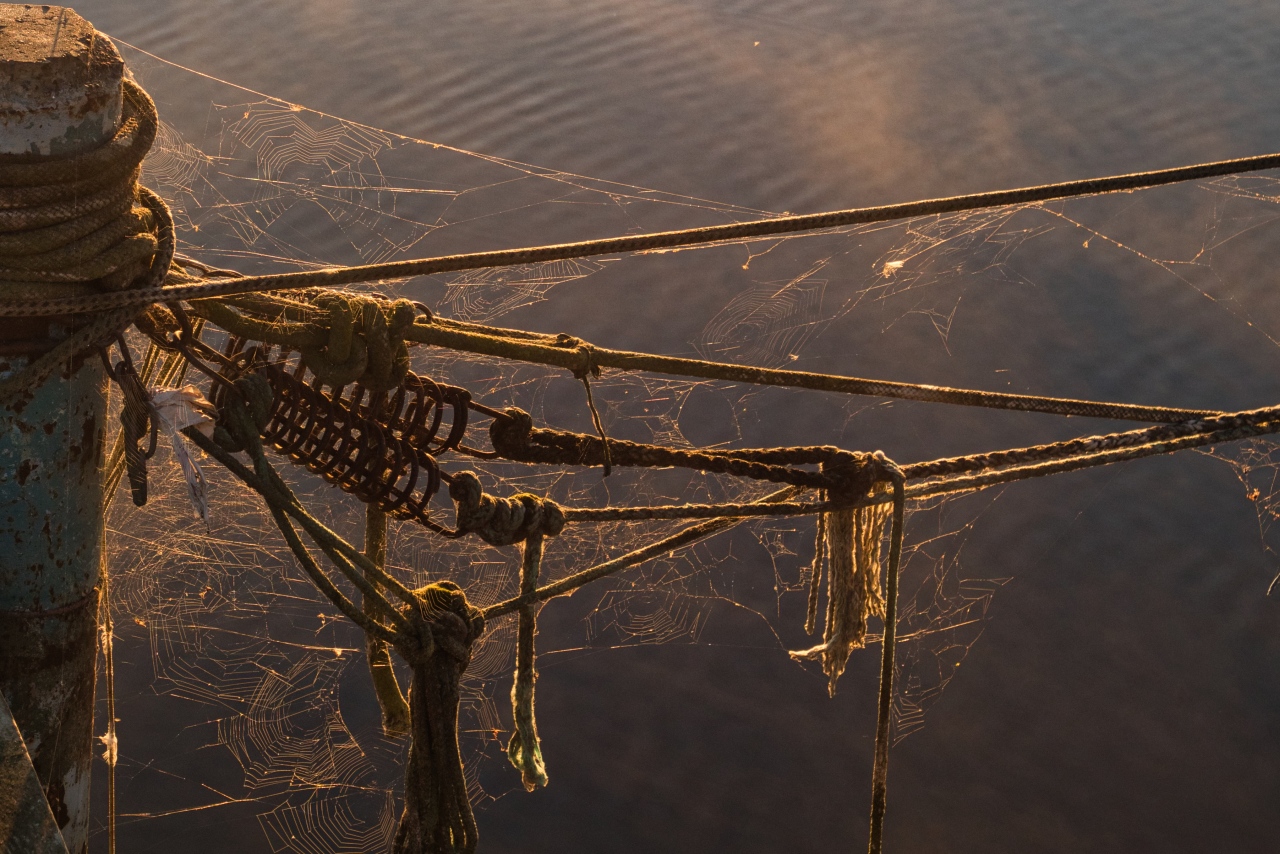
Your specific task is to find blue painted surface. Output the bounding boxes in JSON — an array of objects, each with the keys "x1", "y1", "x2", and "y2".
[
  {"x1": 0, "y1": 358, "x2": 106, "y2": 612},
  {"x1": 0, "y1": 690, "x2": 69, "y2": 854}
]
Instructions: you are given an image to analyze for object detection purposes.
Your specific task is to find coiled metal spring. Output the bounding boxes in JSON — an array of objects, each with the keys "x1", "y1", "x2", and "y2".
[{"x1": 221, "y1": 341, "x2": 475, "y2": 531}]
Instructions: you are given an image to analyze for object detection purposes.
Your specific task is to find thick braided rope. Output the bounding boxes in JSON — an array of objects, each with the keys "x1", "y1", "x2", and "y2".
[
  {"x1": 901, "y1": 402, "x2": 1280, "y2": 479},
  {"x1": 490, "y1": 403, "x2": 1280, "y2": 526},
  {"x1": 905, "y1": 417, "x2": 1280, "y2": 500},
  {"x1": 0, "y1": 79, "x2": 173, "y2": 404},
  {"x1": 0, "y1": 187, "x2": 173, "y2": 405},
  {"x1": 0, "y1": 79, "x2": 161, "y2": 291},
  {"x1": 478, "y1": 403, "x2": 1280, "y2": 619},
  {"x1": 4, "y1": 149, "x2": 1280, "y2": 315},
  {"x1": 490, "y1": 406, "x2": 883, "y2": 492}
]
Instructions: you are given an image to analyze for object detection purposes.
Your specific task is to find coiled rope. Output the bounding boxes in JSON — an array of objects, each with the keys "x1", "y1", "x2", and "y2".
[{"x1": 0, "y1": 78, "x2": 173, "y2": 404}]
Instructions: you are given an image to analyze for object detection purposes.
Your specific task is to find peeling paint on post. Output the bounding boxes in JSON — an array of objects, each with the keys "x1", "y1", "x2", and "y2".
[{"x1": 0, "y1": 7, "x2": 122, "y2": 853}]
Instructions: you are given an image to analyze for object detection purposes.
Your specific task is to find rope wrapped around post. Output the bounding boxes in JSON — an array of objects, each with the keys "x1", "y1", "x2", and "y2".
[{"x1": 0, "y1": 78, "x2": 174, "y2": 406}]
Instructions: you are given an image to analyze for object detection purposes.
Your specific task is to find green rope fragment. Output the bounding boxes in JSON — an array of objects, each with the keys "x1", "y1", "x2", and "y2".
[
  {"x1": 364, "y1": 504, "x2": 412, "y2": 738},
  {"x1": 508, "y1": 535, "x2": 549, "y2": 792}
]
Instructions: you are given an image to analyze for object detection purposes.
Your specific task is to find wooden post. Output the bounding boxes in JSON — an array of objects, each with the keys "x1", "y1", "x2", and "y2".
[{"x1": 0, "y1": 7, "x2": 123, "y2": 852}]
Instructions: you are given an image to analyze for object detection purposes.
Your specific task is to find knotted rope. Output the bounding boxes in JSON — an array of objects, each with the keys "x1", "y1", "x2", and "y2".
[
  {"x1": 448, "y1": 471, "x2": 566, "y2": 546},
  {"x1": 392, "y1": 582, "x2": 486, "y2": 854},
  {"x1": 192, "y1": 382, "x2": 488, "y2": 853},
  {"x1": 56, "y1": 77, "x2": 1280, "y2": 854},
  {"x1": 490, "y1": 405, "x2": 887, "y2": 494},
  {"x1": 553, "y1": 333, "x2": 613, "y2": 476},
  {"x1": 446, "y1": 472, "x2": 559, "y2": 791},
  {"x1": 192, "y1": 291, "x2": 417, "y2": 394},
  {"x1": 508, "y1": 535, "x2": 550, "y2": 792}
]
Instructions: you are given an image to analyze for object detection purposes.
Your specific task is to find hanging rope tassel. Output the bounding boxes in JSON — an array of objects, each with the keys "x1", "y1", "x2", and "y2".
[
  {"x1": 788, "y1": 493, "x2": 891, "y2": 696},
  {"x1": 508, "y1": 533, "x2": 550, "y2": 791},
  {"x1": 856, "y1": 499, "x2": 891, "y2": 624},
  {"x1": 804, "y1": 506, "x2": 827, "y2": 636}
]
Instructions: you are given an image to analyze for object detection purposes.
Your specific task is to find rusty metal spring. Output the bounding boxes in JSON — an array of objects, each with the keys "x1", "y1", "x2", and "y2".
[{"x1": 219, "y1": 341, "x2": 475, "y2": 532}]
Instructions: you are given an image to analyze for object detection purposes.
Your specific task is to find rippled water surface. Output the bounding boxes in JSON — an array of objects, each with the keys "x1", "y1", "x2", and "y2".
[{"x1": 69, "y1": 1, "x2": 1280, "y2": 851}]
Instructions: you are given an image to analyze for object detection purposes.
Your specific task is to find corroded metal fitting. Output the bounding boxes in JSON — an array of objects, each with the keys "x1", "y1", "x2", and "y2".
[{"x1": 0, "y1": 5, "x2": 122, "y2": 157}]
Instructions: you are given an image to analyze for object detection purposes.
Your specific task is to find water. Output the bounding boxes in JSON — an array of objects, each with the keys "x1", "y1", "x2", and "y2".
[{"x1": 69, "y1": 1, "x2": 1280, "y2": 851}]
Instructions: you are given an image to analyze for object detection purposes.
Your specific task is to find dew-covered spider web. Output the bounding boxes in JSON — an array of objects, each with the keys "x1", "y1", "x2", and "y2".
[{"x1": 94, "y1": 42, "x2": 1280, "y2": 853}]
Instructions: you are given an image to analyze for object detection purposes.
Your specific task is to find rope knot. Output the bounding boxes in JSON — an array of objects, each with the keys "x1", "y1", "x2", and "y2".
[
  {"x1": 552, "y1": 335, "x2": 610, "y2": 475},
  {"x1": 396, "y1": 581, "x2": 485, "y2": 666},
  {"x1": 489, "y1": 407, "x2": 535, "y2": 456},
  {"x1": 448, "y1": 471, "x2": 565, "y2": 546},
  {"x1": 793, "y1": 450, "x2": 903, "y2": 696},
  {"x1": 391, "y1": 580, "x2": 485, "y2": 854},
  {"x1": 820, "y1": 450, "x2": 889, "y2": 503},
  {"x1": 553, "y1": 333, "x2": 600, "y2": 379},
  {"x1": 300, "y1": 293, "x2": 416, "y2": 393}
]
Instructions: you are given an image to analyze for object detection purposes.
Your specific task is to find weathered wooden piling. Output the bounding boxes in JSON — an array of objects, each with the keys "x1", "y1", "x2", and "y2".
[{"x1": 0, "y1": 6, "x2": 123, "y2": 852}]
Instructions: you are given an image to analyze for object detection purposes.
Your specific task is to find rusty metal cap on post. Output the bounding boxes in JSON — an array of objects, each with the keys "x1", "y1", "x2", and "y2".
[{"x1": 0, "y1": 4, "x2": 123, "y2": 157}]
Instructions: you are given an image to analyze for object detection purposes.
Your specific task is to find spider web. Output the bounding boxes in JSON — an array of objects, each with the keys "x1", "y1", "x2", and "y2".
[{"x1": 95, "y1": 43, "x2": 1280, "y2": 853}]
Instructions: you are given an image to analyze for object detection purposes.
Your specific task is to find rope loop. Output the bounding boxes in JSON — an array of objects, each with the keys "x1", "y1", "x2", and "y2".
[
  {"x1": 105, "y1": 347, "x2": 158, "y2": 507},
  {"x1": 448, "y1": 471, "x2": 566, "y2": 546}
]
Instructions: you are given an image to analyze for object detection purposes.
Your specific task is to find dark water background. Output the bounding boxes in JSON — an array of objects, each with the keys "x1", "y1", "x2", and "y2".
[{"x1": 70, "y1": 1, "x2": 1280, "y2": 851}]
